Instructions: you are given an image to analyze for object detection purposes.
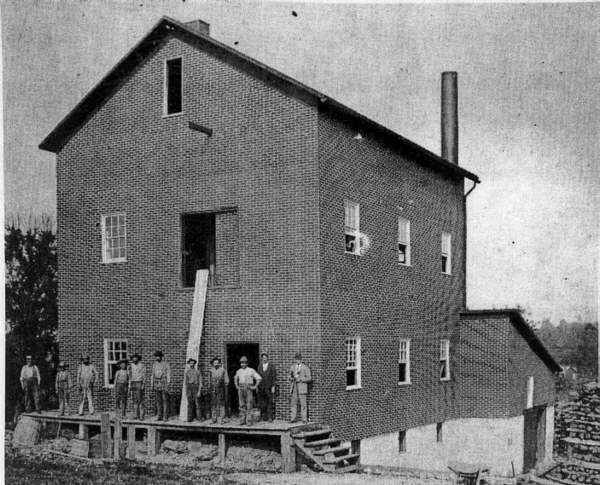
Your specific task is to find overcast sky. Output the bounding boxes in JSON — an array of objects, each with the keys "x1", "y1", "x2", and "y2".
[{"x1": 2, "y1": 0, "x2": 598, "y2": 323}]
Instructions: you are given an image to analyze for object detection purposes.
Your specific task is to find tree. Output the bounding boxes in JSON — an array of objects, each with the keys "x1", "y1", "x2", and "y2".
[{"x1": 5, "y1": 219, "x2": 57, "y2": 420}]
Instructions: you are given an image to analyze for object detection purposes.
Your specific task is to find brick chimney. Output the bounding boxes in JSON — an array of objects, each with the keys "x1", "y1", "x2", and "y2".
[
  {"x1": 185, "y1": 19, "x2": 210, "y2": 36},
  {"x1": 441, "y1": 71, "x2": 458, "y2": 164}
]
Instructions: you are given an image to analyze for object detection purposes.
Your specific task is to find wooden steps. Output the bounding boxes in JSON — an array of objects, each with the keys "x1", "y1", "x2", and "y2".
[{"x1": 292, "y1": 425, "x2": 359, "y2": 473}]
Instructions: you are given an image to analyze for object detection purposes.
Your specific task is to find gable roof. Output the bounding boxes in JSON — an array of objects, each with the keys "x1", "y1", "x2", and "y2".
[
  {"x1": 39, "y1": 16, "x2": 480, "y2": 183},
  {"x1": 460, "y1": 309, "x2": 562, "y2": 373}
]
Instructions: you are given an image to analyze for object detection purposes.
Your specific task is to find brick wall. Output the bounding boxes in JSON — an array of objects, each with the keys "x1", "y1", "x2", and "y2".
[
  {"x1": 317, "y1": 110, "x2": 466, "y2": 441},
  {"x1": 56, "y1": 32, "x2": 322, "y2": 417}
]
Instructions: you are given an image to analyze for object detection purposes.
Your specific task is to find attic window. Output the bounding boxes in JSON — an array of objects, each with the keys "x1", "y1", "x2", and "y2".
[{"x1": 165, "y1": 57, "x2": 182, "y2": 115}]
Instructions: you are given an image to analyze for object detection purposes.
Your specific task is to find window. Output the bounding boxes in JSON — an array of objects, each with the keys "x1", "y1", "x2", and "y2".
[
  {"x1": 441, "y1": 232, "x2": 451, "y2": 274},
  {"x1": 165, "y1": 57, "x2": 182, "y2": 115},
  {"x1": 345, "y1": 337, "x2": 361, "y2": 389},
  {"x1": 398, "y1": 430, "x2": 407, "y2": 453},
  {"x1": 440, "y1": 339, "x2": 450, "y2": 380},
  {"x1": 526, "y1": 376, "x2": 534, "y2": 409},
  {"x1": 182, "y1": 213, "x2": 216, "y2": 287},
  {"x1": 398, "y1": 217, "x2": 411, "y2": 265},
  {"x1": 344, "y1": 200, "x2": 360, "y2": 255},
  {"x1": 398, "y1": 339, "x2": 411, "y2": 384},
  {"x1": 104, "y1": 339, "x2": 128, "y2": 387},
  {"x1": 101, "y1": 213, "x2": 127, "y2": 263},
  {"x1": 436, "y1": 422, "x2": 443, "y2": 443}
]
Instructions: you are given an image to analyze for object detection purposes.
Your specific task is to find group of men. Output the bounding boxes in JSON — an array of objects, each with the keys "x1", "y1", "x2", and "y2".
[{"x1": 20, "y1": 350, "x2": 312, "y2": 425}]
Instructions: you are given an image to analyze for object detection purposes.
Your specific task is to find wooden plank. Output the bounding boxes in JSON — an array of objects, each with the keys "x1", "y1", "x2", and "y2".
[
  {"x1": 70, "y1": 438, "x2": 90, "y2": 458},
  {"x1": 127, "y1": 426, "x2": 136, "y2": 460},
  {"x1": 147, "y1": 427, "x2": 161, "y2": 457},
  {"x1": 281, "y1": 433, "x2": 296, "y2": 473},
  {"x1": 113, "y1": 414, "x2": 122, "y2": 460},
  {"x1": 100, "y1": 413, "x2": 111, "y2": 459},
  {"x1": 179, "y1": 269, "x2": 209, "y2": 421},
  {"x1": 78, "y1": 422, "x2": 89, "y2": 440},
  {"x1": 218, "y1": 433, "x2": 227, "y2": 463}
]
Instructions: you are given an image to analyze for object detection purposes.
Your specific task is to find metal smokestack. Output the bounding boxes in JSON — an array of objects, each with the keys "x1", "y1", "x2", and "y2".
[{"x1": 441, "y1": 71, "x2": 458, "y2": 164}]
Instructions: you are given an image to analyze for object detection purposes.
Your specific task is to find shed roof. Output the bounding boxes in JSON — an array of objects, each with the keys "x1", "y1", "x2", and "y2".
[
  {"x1": 460, "y1": 309, "x2": 562, "y2": 373},
  {"x1": 39, "y1": 16, "x2": 479, "y2": 183}
]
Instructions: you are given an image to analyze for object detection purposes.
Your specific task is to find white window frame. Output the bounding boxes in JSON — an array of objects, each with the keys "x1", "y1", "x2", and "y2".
[
  {"x1": 398, "y1": 339, "x2": 411, "y2": 385},
  {"x1": 526, "y1": 376, "x2": 534, "y2": 409},
  {"x1": 101, "y1": 213, "x2": 127, "y2": 263},
  {"x1": 103, "y1": 338, "x2": 128, "y2": 388},
  {"x1": 344, "y1": 200, "x2": 361, "y2": 256},
  {"x1": 440, "y1": 339, "x2": 451, "y2": 381},
  {"x1": 398, "y1": 217, "x2": 411, "y2": 265},
  {"x1": 345, "y1": 337, "x2": 362, "y2": 390},
  {"x1": 164, "y1": 57, "x2": 183, "y2": 116},
  {"x1": 441, "y1": 232, "x2": 452, "y2": 274}
]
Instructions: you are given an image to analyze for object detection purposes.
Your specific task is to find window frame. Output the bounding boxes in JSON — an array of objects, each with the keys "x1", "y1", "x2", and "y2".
[
  {"x1": 441, "y1": 232, "x2": 452, "y2": 275},
  {"x1": 436, "y1": 422, "x2": 443, "y2": 443},
  {"x1": 164, "y1": 57, "x2": 183, "y2": 116},
  {"x1": 398, "y1": 339, "x2": 411, "y2": 385},
  {"x1": 398, "y1": 430, "x2": 407, "y2": 453},
  {"x1": 440, "y1": 339, "x2": 451, "y2": 381},
  {"x1": 103, "y1": 338, "x2": 128, "y2": 388},
  {"x1": 344, "y1": 200, "x2": 361, "y2": 256},
  {"x1": 101, "y1": 213, "x2": 127, "y2": 264},
  {"x1": 345, "y1": 336, "x2": 362, "y2": 390},
  {"x1": 398, "y1": 217, "x2": 411, "y2": 266}
]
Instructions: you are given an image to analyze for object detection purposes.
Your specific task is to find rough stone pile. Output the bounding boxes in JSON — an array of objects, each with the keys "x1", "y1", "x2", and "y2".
[{"x1": 545, "y1": 382, "x2": 600, "y2": 484}]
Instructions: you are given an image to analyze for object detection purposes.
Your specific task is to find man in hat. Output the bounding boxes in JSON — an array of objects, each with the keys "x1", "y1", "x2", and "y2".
[
  {"x1": 150, "y1": 350, "x2": 171, "y2": 421},
  {"x1": 208, "y1": 357, "x2": 228, "y2": 424},
  {"x1": 257, "y1": 352, "x2": 277, "y2": 422},
  {"x1": 234, "y1": 356, "x2": 262, "y2": 426},
  {"x1": 184, "y1": 358, "x2": 202, "y2": 422},
  {"x1": 128, "y1": 353, "x2": 145, "y2": 420},
  {"x1": 289, "y1": 352, "x2": 311, "y2": 423},
  {"x1": 114, "y1": 359, "x2": 129, "y2": 417},
  {"x1": 20, "y1": 355, "x2": 41, "y2": 413},
  {"x1": 55, "y1": 362, "x2": 72, "y2": 415},
  {"x1": 77, "y1": 355, "x2": 98, "y2": 415}
]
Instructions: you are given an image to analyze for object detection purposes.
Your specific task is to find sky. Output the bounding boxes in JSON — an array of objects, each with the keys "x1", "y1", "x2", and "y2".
[{"x1": 2, "y1": 0, "x2": 598, "y2": 323}]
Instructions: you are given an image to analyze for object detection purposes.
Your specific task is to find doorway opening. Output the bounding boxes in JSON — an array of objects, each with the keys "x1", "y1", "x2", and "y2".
[
  {"x1": 181, "y1": 213, "x2": 215, "y2": 287},
  {"x1": 523, "y1": 406, "x2": 546, "y2": 472},
  {"x1": 225, "y1": 342, "x2": 260, "y2": 415}
]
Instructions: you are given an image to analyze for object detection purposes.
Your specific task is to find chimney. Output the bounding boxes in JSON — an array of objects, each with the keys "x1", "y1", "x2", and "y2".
[
  {"x1": 185, "y1": 19, "x2": 210, "y2": 36},
  {"x1": 441, "y1": 71, "x2": 458, "y2": 164}
]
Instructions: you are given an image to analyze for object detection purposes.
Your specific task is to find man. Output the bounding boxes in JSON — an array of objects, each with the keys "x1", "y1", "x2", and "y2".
[
  {"x1": 289, "y1": 352, "x2": 311, "y2": 423},
  {"x1": 257, "y1": 352, "x2": 277, "y2": 422},
  {"x1": 128, "y1": 353, "x2": 145, "y2": 420},
  {"x1": 150, "y1": 350, "x2": 171, "y2": 421},
  {"x1": 20, "y1": 355, "x2": 41, "y2": 413},
  {"x1": 184, "y1": 358, "x2": 202, "y2": 422},
  {"x1": 114, "y1": 359, "x2": 129, "y2": 417},
  {"x1": 208, "y1": 357, "x2": 228, "y2": 424},
  {"x1": 234, "y1": 356, "x2": 261, "y2": 426},
  {"x1": 55, "y1": 362, "x2": 72, "y2": 416},
  {"x1": 77, "y1": 355, "x2": 98, "y2": 415}
]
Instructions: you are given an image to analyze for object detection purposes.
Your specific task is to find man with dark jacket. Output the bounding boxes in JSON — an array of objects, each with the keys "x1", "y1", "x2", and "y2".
[{"x1": 257, "y1": 352, "x2": 277, "y2": 422}]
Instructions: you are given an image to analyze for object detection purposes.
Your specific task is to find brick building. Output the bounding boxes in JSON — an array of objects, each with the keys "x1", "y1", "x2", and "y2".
[{"x1": 40, "y1": 17, "x2": 560, "y2": 475}]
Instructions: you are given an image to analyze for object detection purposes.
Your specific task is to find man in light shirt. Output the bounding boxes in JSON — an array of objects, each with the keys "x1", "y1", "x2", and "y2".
[
  {"x1": 151, "y1": 350, "x2": 171, "y2": 421},
  {"x1": 234, "y1": 356, "x2": 262, "y2": 426},
  {"x1": 128, "y1": 353, "x2": 145, "y2": 420},
  {"x1": 77, "y1": 355, "x2": 98, "y2": 415},
  {"x1": 289, "y1": 352, "x2": 311, "y2": 423},
  {"x1": 20, "y1": 355, "x2": 41, "y2": 413}
]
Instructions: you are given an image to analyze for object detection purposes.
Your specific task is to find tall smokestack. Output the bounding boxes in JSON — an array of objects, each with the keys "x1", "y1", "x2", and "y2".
[{"x1": 441, "y1": 71, "x2": 458, "y2": 164}]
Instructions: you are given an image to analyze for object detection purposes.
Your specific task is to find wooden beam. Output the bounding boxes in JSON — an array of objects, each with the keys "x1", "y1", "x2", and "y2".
[
  {"x1": 113, "y1": 414, "x2": 123, "y2": 460},
  {"x1": 100, "y1": 413, "x2": 111, "y2": 459},
  {"x1": 127, "y1": 426, "x2": 136, "y2": 460},
  {"x1": 218, "y1": 433, "x2": 227, "y2": 463},
  {"x1": 188, "y1": 121, "x2": 213, "y2": 137},
  {"x1": 147, "y1": 427, "x2": 161, "y2": 457},
  {"x1": 280, "y1": 433, "x2": 296, "y2": 473},
  {"x1": 78, "y1": 422, "x2": 89, "y2": 440}
]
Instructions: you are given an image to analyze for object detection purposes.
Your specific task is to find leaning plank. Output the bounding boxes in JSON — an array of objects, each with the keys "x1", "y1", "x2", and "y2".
[
  {"x1": 113, "y1": 414, "x2": 122, "y2": 460},
  {"x1": 100, "y1": 413, "x2": 111, "y2": 458},
  {"x1": 179, "y1": 269, "x2": 209, "y2": 421}
]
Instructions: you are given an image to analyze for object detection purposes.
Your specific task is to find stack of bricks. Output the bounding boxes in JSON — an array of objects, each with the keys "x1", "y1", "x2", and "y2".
[{"x1": 544, "y1": 383, "x2": 600, "y2": 484}]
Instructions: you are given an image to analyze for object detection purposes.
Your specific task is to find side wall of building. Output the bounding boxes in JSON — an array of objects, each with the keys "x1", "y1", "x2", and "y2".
[
  {"x1": 317, "y1": 110, "x2": 466, "y2": 440},
  {"x1": 56, "y1": 33, "x2": 322, "y2": 418}
]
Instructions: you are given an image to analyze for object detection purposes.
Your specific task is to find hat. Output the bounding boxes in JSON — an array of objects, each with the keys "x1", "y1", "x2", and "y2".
[
  {"x1": 240, "y1": 356, "x2": 248, "y2": 363},
  {"x1": 211, "y1": 357, "x2": 221, "y2": 364},
  {"x1": 58, "y1": 361, "x2": 67, "y2": 368},
  {"x1": 187, "y1": 358, "x2": 197, "y2": 364},
  {"x1": 117, "y1": 359, "x2": 128, "y2": 366},
  {"x1": 25, "y1": 355, "x2": 32, "y2": 360},
  {"x1": 260, "y1": 352, "x2": 269, "y2": 358},
  {"x1": 154, "y1": 350, "x2": 163, "y2": 357},
  {"x1": 294, "y1": 352, "x2": 302, "y2": 360},
  {"x1": 131, "y1": 353, "x2": 142, "y2": 360}
]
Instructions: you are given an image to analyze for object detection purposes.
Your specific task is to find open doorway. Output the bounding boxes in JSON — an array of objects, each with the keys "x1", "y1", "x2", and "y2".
[
  {"x1": 523, "y1": 406, "x2": 546, "y2": 472},
  {"x1": 181, "y1": 213, "x2": 215, "y2": 287},
  {"x1": 226, "y1": 343, "x2": 260, "y2": 415}
]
